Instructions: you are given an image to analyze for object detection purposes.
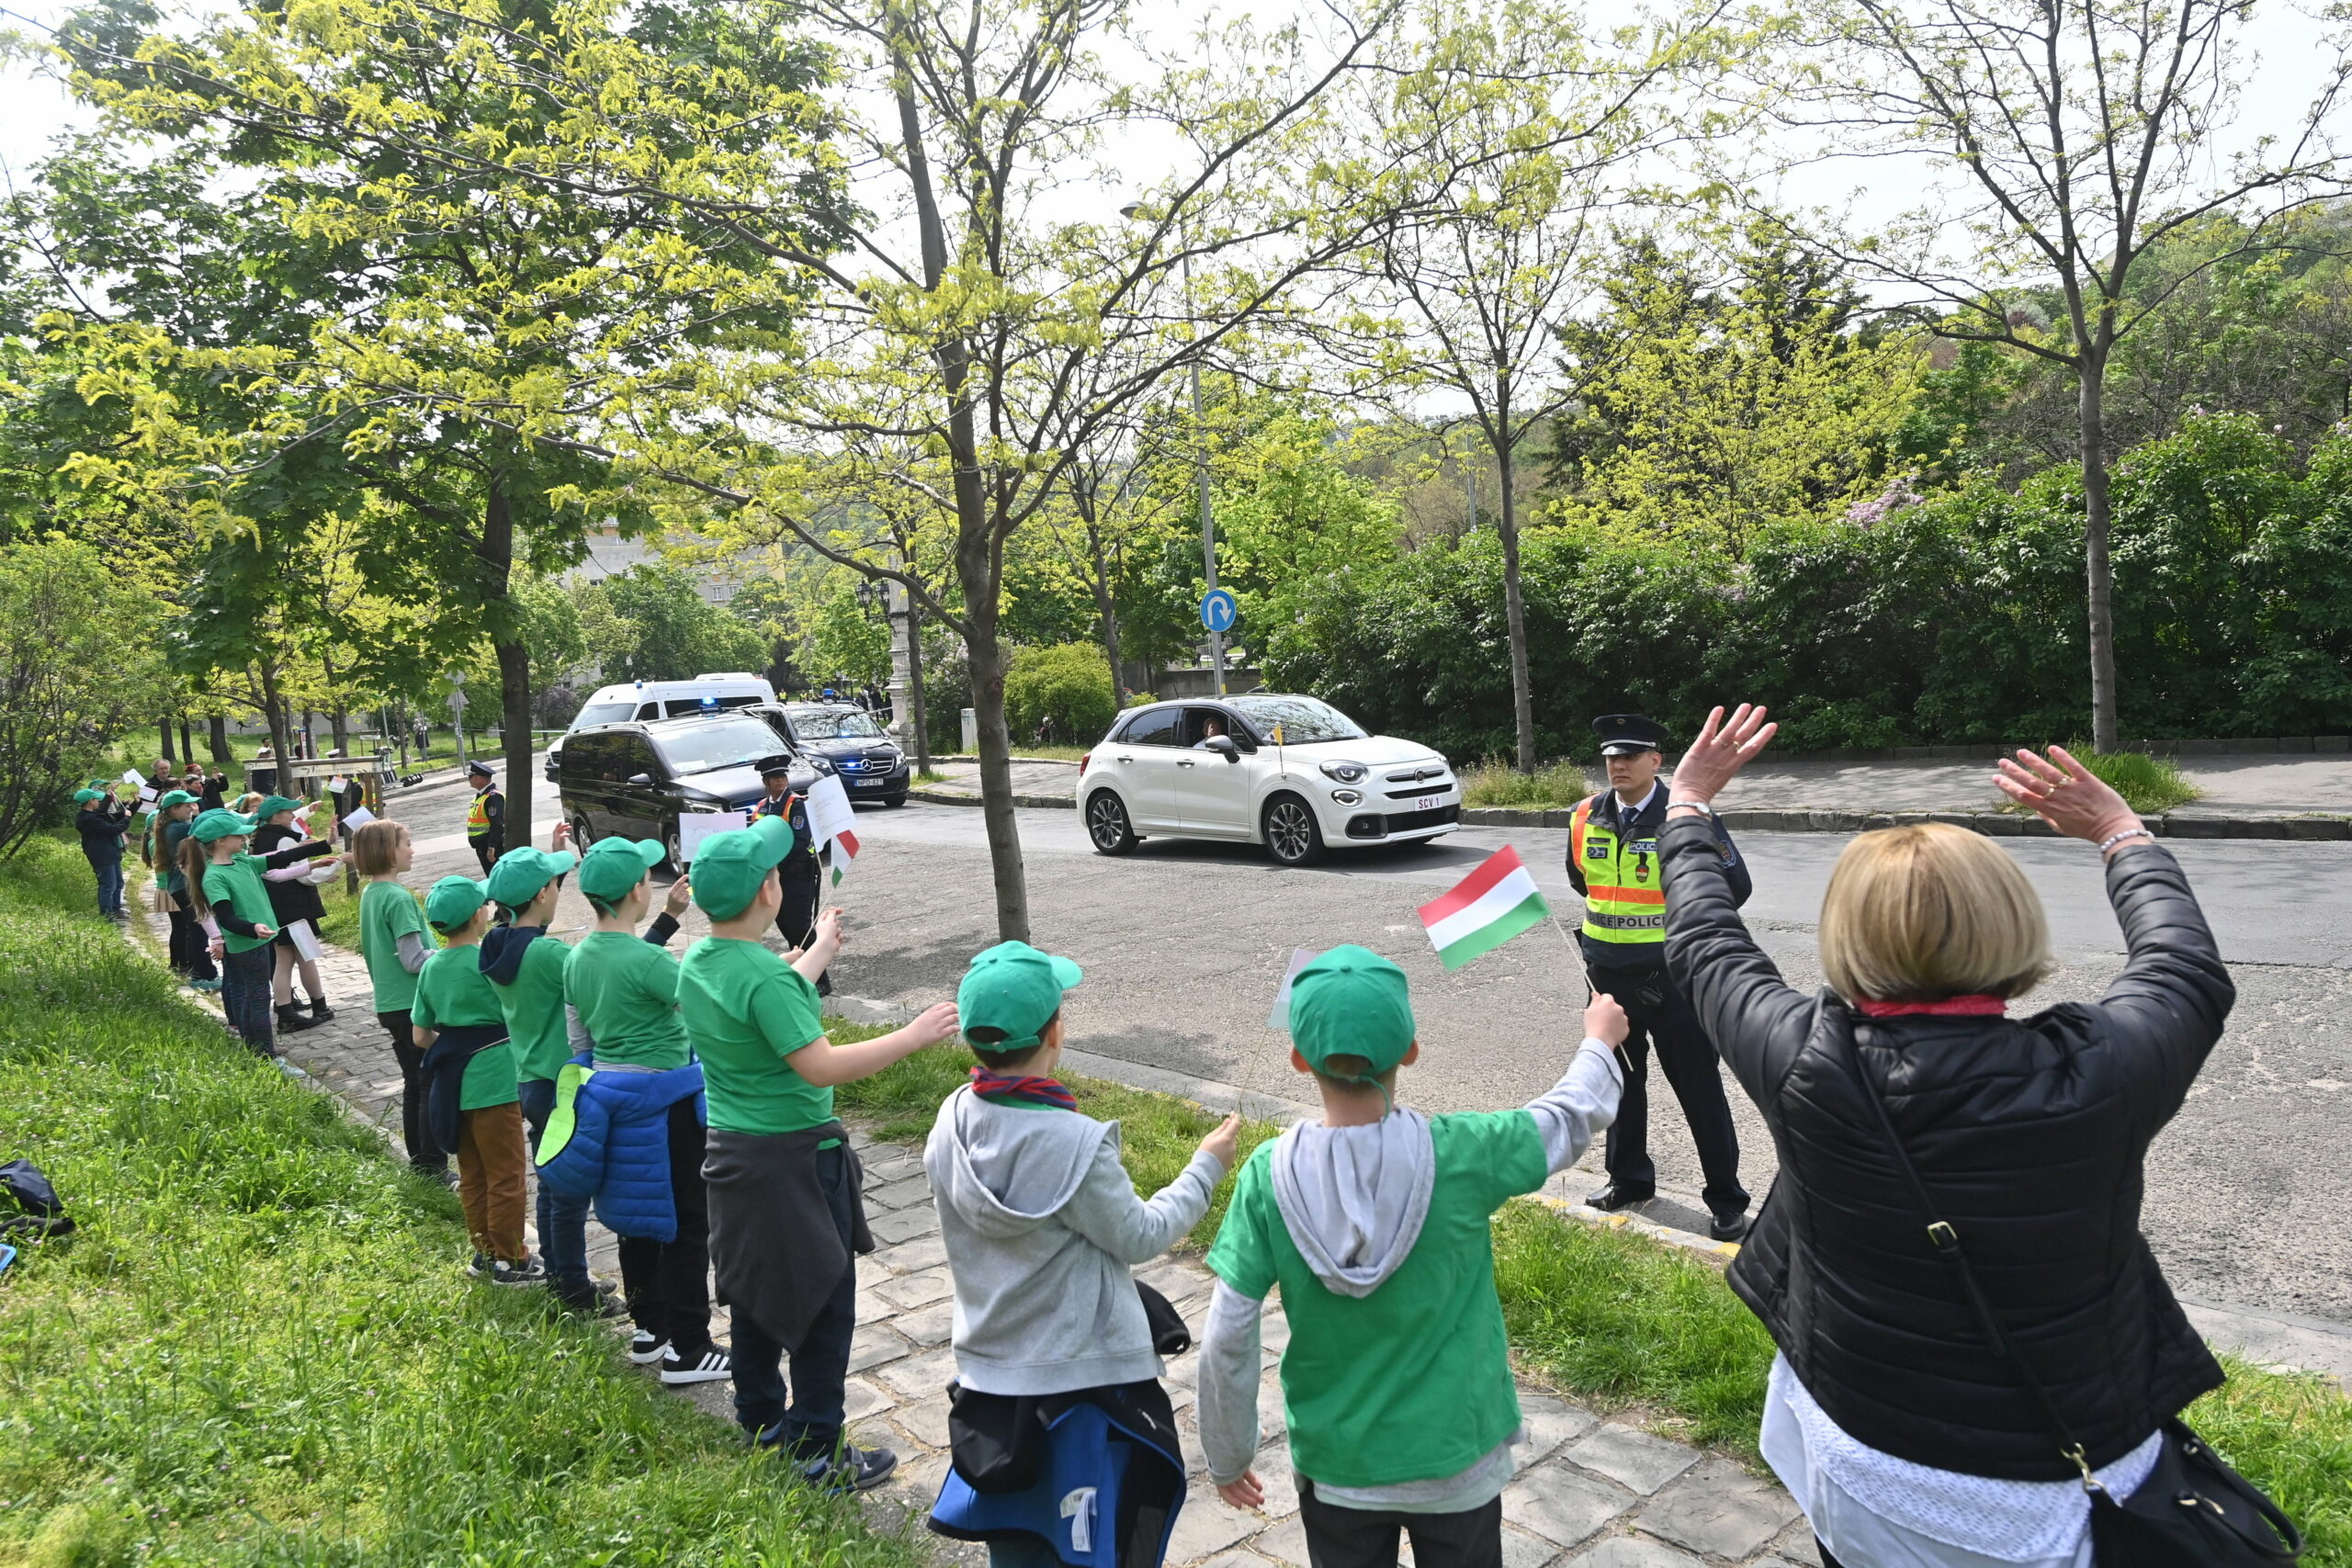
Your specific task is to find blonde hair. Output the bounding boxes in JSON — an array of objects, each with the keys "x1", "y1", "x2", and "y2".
[
  {"x1": 351, "y1": 818, "x2": 409, "y2": 878},
  {"x1": 1818, "y1": 824, "x2": 2052, "y2": 1003}
]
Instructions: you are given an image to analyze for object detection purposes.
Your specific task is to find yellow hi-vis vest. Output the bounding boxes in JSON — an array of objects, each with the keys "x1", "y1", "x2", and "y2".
[
  {"x1": 467, "y1": 789, "x2": 494, "y2": 835},
  {"x1": 1569, "y1": 795, "x2": 1666, "y2": 948}
]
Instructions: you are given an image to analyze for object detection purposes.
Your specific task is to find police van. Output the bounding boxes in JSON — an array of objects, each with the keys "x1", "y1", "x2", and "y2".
[{"x1": 543, "y1": 674, "x2": 777, "y2": 780}]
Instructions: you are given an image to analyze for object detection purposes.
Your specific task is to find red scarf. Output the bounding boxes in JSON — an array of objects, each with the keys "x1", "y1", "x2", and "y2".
[
  {"x1": 970, "y1": 1067, "x2": 1077, "y2": 1111},
  {"x1": 1855, "y1": 994, "x2": 2007, "y2": 1018}
]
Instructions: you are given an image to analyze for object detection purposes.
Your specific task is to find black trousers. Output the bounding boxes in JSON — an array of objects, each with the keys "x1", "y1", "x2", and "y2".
[
  {"x1": 469, "y1": 833, "x2": 501, "y2": 875},
  {"x1": 774, "y1": 873, "x2": 830, "y2": 996},
  {"x1": 167, "y1": 894, "x2": 217, "y2": 980},
  {"x1": 1589, "y1": 959, "x2": 1747, "y2": 1217},
  {"x1": 380, "y1": 1010, "x2": 447, "y2": 1171},
  {"x1": 1297, "y1": 1478, "x2": 1500, "y2": 1568},
  {"x1": 618, "y1": 1097, "x2": 714, "y2": 1358}
]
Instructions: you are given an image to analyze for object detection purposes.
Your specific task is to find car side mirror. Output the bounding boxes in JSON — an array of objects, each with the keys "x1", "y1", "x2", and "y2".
[
  {"x1": 628, "y1": 773, "x2": 654, "y2": 786},
  {"x1": 1205, "y1": 735, "x2": 1241, "y2": 761}
]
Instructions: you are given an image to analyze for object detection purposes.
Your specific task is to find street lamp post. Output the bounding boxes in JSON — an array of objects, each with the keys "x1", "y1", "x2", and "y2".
[{"x1": 1122, "y1": 203, "x2": 1226, "y2": 697}]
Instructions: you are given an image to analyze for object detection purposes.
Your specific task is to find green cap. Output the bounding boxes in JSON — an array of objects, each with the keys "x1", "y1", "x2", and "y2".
[
  {"x1": 691, "y1": 815, "x2": 794, "y2": 921},
  {"x1": 485, "y1": 846, "x2": 577, "y2": 909},
  {"x1": 577, "y1": 837, "x2": 666, "y2": 903},
  {"x1": 188, "y1": 808, "x2": 256, "y2": 843},
  {"x1": 156, "y1": 789, "x2": 198, "y2": 809},
  {"x1": 254, "y1": 795, "x2": 305, "y2": 821},
  {"x1": 73, "y1": 788, "x2": 104, "y2": 804},
  {"x1": 957, "y1": 941, "x2": 1082, "y2": 1052},
  {"x1": 424, "y1": 874, "x2": 490, "y2": 930},
  {"x1": 1289, "y1": 944, "x2": 1417, "y2": 1076}
]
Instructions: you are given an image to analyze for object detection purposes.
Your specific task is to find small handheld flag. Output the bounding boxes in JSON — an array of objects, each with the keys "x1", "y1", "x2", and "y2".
[
  {"x1": 805, "y1": 773, "x2": 862, "y2": 886},
  {"x1": 1418, "y1": 845, "x2": 1551, "y2": 971}
]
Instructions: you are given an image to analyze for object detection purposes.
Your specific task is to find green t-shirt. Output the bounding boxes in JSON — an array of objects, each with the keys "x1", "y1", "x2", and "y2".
[
  {"x1": 412, "y1": 945, "x2": 518, "y2": 1110},
  {"x1": 358, "y1": 879, "x2": 433, "y2": 1012},
  {"x1": 1205, "y1": 1111, "x2": 1548, "y2": 1490},
  {"x1": 492, "y1": 933, "x2": 575, "y2": 1085},
  {"x1": 564, "y1": 931, "x2": 688, "y2": 1068},
  {"x1": 201, "y1": 855, "x2": 277, "y2": 954},
  {"x1": 679, "y1": 937, "x2": 831, "y2": 1135}
]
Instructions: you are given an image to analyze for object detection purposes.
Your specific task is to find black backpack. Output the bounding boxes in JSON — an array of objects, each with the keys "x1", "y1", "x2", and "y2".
[{"x1": 0, "y1": 1159, "x2": 74, "y2": 1240}]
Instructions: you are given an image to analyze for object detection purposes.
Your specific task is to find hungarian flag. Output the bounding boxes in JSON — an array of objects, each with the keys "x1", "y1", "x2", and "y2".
[
  {"x1": 805, "y1": 773, "x2": 862, "y2": 886},
  {"x1": 1418, "y1": 845, "x2": 1551, "y2": 971}
]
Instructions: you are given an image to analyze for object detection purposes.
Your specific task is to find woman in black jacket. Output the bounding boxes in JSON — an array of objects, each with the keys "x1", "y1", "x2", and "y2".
[
  {"x1": 1656, "y1": 705, "x2": 2234, "y2": 1568},
  {"x1": 250, "y1": 795, "x2": 342, "y2": 1033}
]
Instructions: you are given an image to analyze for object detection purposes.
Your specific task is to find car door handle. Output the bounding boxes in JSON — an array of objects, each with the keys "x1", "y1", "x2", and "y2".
[
  {"x1": 1116, "y1": 755, "x2": 1132, "y2": 763},
  {"x1": 1176, "y1": 759, "x2": 1196, "y2": 768}
]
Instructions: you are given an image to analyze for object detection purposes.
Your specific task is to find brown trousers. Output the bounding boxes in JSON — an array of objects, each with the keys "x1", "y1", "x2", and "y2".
[{"x1": 456, "y1": 1100, "x2": 530, "y2": 1264}]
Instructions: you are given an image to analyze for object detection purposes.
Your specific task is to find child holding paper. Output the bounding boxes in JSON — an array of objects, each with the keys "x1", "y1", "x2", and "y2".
[{"x1": 1199, "y1": 948, "x2": 1625, "y2": 1568}]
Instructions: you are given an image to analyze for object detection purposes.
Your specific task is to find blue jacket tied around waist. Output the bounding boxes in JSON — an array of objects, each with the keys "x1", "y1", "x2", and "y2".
[{"x1": 533, "y1": 1055, "x2": 707, "y2": 1243}]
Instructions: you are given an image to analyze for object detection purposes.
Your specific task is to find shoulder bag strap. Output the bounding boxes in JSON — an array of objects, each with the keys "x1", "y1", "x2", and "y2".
[{"x1": 1823, "y1": 988, "x2": 2108, "y2": 1492}]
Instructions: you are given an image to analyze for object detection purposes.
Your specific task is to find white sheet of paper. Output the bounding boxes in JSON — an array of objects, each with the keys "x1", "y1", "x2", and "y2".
[
  {"x1": 341, "y1": 804, "x2": 378, "y2": 830},
  {"x1": 1267, "y1": 947, "x2": 1321, "y2": 1032},
  {"x1": 285, "y1": 918, "x2": 322, "y2": 962},
  {"x1": 123, "y1": 768, "x2": 145, "y2": 787},
  {"x1": 137, "y1": 787, "x2": 159, "y2": 807},
  {"x1": 676, "y1": 810, "x2": 748, "y2": 863}
]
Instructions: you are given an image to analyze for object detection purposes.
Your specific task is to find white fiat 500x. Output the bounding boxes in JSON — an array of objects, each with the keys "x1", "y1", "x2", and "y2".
[{"x1": 1078, "y1": 694, "x2": 1459, "y2": 865}]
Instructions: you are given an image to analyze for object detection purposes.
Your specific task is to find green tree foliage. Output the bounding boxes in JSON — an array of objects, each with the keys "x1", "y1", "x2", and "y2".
[
  {"x1": 1004, "y1": 645, "x2": 1117, "y2": 746},
  {"x1": 800, "y1": 577, "x2": 892, "y2": 691},
  {"x1": 573, "y1": 566, "x2": 766, "y2": 685},
  {"x1": 0, "y1": 539, "x2": 161, "y2": 854},
  {"x1": 1271, "y1": 414, "x2": 2352, "y2": 758}
]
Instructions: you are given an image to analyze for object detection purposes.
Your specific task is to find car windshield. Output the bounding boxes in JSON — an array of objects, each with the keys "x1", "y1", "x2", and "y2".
[
  {"x1": 650, "y1": 717, "x2": 788, "y2": 776},
  {"x1": 574, "y1": 701, "x2": 637, "y2": 728},
  {"x1": 1229, "y1": 695, "x2": 1365, "y2": 744},
  {"x1": 790, "y1": 707, "x2": 887, "y2": 740}
]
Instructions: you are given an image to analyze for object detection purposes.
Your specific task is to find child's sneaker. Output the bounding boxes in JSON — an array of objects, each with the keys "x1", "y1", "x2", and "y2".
[
  {"x1": 659, "y1": 1346, "x2": 733, "y2": 1385},
  {"x1": 491, "y1": 1258, "x2": 547, "y2": 1287},
  {"x1": 467, "y1": 1253, "x2": 494, "y2": 1279},
  {"x1": 628, "y1": 1330, "x2": 669, "y2": 1365},
  {"x1": 799, "y1": 1444, "x2": 898, "y2": 1494},
  {"x1": 552, "y1": 1280, "x2": 627, "y2": 1318}
]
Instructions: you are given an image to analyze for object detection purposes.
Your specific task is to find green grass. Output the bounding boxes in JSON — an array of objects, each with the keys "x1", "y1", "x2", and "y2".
[
  {"x1": 1457, "y1": 757, "x2": 1595, "y2": 810},
  {"x1": 0, "y1": 835, "x2": 927, "y2": 1568},
  {"x1": 834, "y1": 1041, "x2": 1278, "y2": 1247},
  {"x1": 2064, "y1": 744, "x2": 2203, "y2": 813}
]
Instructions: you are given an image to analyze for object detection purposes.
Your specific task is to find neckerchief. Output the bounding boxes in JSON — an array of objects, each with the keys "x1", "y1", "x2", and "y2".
[
  {"x1": 970, "y1": 1067, "x2": 1077, "y2": 1111},
  {"x1": 1855, "y1": 994, "x2": 2007, "y2": 1018}
]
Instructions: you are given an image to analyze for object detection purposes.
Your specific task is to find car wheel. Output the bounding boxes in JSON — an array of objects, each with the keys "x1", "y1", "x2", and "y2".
[
  {"x1": 569, "y1": 816, "x2": 595, "y2": 851},
  {"x1": 1262, "y1": 795, "x2": 1326, "y2": 866},
  {"x1": 882, "y1": 793, "x2": 908, "y2": 808},
  {"x1": 663, "y1": 825, "x2": 685, "y2": 875},
  {"x1": 1084, "y1": 790, "x2": 1139, "y2": 855}
]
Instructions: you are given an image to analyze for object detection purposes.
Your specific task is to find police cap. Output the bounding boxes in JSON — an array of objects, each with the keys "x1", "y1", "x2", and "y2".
[{"x1": 1592, "y1": 713, "x2": 1669, "y2": 756}]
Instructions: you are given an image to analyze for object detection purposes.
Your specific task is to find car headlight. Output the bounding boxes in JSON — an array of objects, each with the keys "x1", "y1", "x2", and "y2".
[
  {"x1": 1318, "y1": 761, "x2": 1368, "y2": 784},
  {"x1": 682, "y1": 800, "x2": 721, "y2": 813}
]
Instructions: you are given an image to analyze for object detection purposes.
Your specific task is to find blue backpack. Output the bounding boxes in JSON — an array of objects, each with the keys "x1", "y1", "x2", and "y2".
[{"x1": 929, "y1": 1385, "x2": 1184, "y2": 1568}]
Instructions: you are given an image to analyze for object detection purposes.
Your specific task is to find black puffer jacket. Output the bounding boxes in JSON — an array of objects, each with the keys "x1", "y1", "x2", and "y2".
[{"x1": 1660, "y1": 819, "x2": 2233, "y2": 1480}]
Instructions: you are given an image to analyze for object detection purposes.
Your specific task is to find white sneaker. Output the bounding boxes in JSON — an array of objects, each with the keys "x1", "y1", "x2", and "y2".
[
  {"x1": 660, "y1": 1347, "x2": 733, "y2": 1385},
  {"x1": 628, "y1": 1330, "x2": 668, "y2": 1365}
]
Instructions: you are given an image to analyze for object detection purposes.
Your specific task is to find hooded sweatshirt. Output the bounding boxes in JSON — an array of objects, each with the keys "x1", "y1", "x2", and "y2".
[
  {"x1": 925, "y1": 1084, "x2": 1229, "y2": 1395},
  {"x1": 1199, "y1": 1041, "x2": 1622, "y2": 1511}
]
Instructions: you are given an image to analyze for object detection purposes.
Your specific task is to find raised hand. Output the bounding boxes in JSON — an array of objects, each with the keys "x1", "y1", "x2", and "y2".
[
  {"x1": 906, "y1": 1000, "x2": 960, "y2": 1048},
  {"x1": 1994, "y1": 746, "x2": 2141, "y2": 845},
  {"x1": 1670, "y1": 704, "x2": 1778, "y2": 805},
  {"x1": 663, "y1": 874, "x2": 694, "y2": 916},
  {"x1": 1584, "y1": 991, "x2": 1629, "y2": 1048},
  {"x1": 1199, "y1": 1111, "x2": 1243, "y2": 1168}
]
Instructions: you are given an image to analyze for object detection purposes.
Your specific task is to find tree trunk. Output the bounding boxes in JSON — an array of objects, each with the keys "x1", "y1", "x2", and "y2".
[
  {"x1": 2079, "y1": 358, "x2": 2120, "y2": 753},
  {"x1": 965, "y1": 596, "x2": 1028, "y2": 942},
  {"x1": 179, "y1": 714, "x2": 194, "y2": 764},
  {"x1": 256, "y1": 660, "x2": 292, "y2": 790},
  {"x1": 1081, "y1": 503, "x2": 1126, "y2": 704},
  {"x1": 905, "y1": 594, "x2": 933, "y2": 773},
  {"x1": 1491, "y1": 389, "x2": 1538, "y2": 773},
  {"x1": 209, "y1": 714, "x2": 231, "y2": 766},
  {"x1": 479, "y1": 473, "x2": 536, "y2": 852},
  {"x1": 160, "y1": 715, "x2": 175, "y2": 761}
]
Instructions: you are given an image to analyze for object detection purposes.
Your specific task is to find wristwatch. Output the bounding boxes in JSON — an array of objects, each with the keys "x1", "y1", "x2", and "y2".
[{"x1": 1666, "y1": 798, "x2": 1715, "y2": 817}]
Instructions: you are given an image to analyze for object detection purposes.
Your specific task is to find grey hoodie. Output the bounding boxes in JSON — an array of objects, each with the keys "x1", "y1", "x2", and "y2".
[{"x1": 926, "y1": 1084, "x2": 1228, "y2": 1395}]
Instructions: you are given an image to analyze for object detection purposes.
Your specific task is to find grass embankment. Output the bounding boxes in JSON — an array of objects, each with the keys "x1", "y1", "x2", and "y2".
[
  {"x1": 847, "y1": 1046, "x2": 2348, "y2": 1564},
  {"x1": 1458, "y1": 758, "x2": 1594, "y2": 810},
  {"x1": 2068, "y1": 745, "x2": 2203, "y2": 813},
  {"x1": 0, "y1": 837, "x2": 923, "y2": 1568}
]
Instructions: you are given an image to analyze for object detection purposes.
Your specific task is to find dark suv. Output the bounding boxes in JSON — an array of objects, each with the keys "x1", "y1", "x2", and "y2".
[
  {"x1": 775, "y1": 703, "x2": 910, "y2": 806},
  {"x1": 557, "y1": 712, "x2": 823, "y2": 870}
]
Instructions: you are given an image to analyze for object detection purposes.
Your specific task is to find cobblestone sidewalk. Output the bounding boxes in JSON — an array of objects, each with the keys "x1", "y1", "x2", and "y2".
[{"x1": 133, "y1": 903, "x2": 1817, "y2": 1568}]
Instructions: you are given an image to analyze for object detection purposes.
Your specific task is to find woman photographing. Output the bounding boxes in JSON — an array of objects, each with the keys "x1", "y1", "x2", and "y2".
[{"x1": 1657, "y1": 705, "x2": 2264, "y2": 1568}]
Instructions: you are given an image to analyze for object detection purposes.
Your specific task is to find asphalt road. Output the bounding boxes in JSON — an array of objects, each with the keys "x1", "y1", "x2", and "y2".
[{"x1": 390, "y1": 772, "x2": 2352, "y2": 1324}]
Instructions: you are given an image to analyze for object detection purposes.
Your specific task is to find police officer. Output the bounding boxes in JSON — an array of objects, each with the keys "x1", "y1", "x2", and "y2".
[
  {"x1": 465, "y1": 761, "x2": 504, "y2": 874},
  {"x1": 752, "y1": 762, "x2": 831, "y2": 997},
  {"x1": 1565, "y1": 714, "x2": 1752, "y2": 1242}
]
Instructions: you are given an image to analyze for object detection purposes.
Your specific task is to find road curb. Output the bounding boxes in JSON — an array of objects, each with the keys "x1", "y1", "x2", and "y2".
[
  {"x1": 907, "y1": 786, "x2": 1076, "y2": 810},
  {"x1": 1456, "y1": 805, "x2": 2352, "y2": 840}
]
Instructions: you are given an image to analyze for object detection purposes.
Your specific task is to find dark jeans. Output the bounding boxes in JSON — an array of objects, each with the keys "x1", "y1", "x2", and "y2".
[
  {"x1": 91, "y1": 858, "x2": 124, "y2": 917},
  {"x1": 470, "y1": 835, "x2": 500, "y2": 875},
  {"x1": 774, "y1": 874, "x2": 829, "y2": 996},
  {"x1": 1589, "y1": 961, "x2": 1748, "y2": 1218},
  {"x1": 379, "y1": 1010, "x2": 447, "y2": 1172},
  {"x1": 1296, "y1": 1478, "x2": 1501, "y2": 1568},
  {"x1": 220, "y1": 944, "x2": 276, "y2": 1055},
  {"x1": 618, "y1": 1096, "x2": 713, "y2": 1359},
  {"x1": 167, "y1": 895, "x2": 217, "y2": 979},
  {"x1": 518, "y1": 1077, "x2": 591, "y2": 1295},
  {"x1": 732, "y1": 1142, "x2": 857, "y2": 1450}
]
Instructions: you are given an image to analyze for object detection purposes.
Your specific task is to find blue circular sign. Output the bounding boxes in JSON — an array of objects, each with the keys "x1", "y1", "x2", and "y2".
[{"x1": 1200, "y1": 588, "x2": 1238, "y2": 633}]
